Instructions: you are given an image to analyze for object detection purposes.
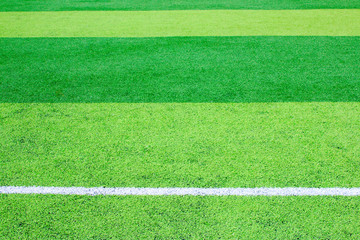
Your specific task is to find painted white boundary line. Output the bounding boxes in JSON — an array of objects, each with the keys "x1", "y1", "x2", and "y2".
[{"x1": 1, "y1": 187, "x2": 360, "y2": 196}]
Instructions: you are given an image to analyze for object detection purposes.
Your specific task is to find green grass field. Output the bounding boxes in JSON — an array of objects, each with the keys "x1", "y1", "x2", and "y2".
[
  {"x1": 1, "y1": 37, "x2": 360, "y2": 102},
  {"x1": 1, "y1": 195, "x2": 359, "y2": 239},
  {"x1": 1, "y1": 0, "x2": 360, "y2": 238},
  {"x1": 1, "y1": 0, "x2": 360, "y2": 11},
  {"x1": 1, "y1": 103, "x2": 360, "y2": 188},
  {"x1": 2, "y1": 10, "x2": 360, "y2": 37}
]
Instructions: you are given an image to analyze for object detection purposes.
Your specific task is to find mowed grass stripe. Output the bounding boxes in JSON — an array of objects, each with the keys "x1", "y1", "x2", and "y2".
[
  {"x1": 1, "y1": 195, "x2": 359, "y2": 238},
  {"x1": 2, "y1": 0, "x2": 360, "y2": 11},
  {"x1": 1, "y1": 103, "x2": 359, "y2": 188},
  {"x1": 1, "y1": 37, "x2": 360, "y2": 103},
  {"x1": 1, "y1": 10, "x2": 360, "y2": 37}
]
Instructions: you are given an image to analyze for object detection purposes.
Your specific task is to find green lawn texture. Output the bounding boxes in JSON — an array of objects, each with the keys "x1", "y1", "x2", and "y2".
[
  {"x1": 1, "y1": 10, "x2": 360, "y2": 37},
  {"x1": 1, "y1": 103, "x2": 359, "y2": 188},
  {"x1": 1, "y1": 195, "x2": 359, "y2": 239},
  {"x1": 1, "y1": 37, "x2": 360, "y2": 103},
  {"x1": 1, "y1": 0, "x2": 360, "y2": 238},
  {"x1": 1, "y1": 0, "x2": 360, "y2": 11}
]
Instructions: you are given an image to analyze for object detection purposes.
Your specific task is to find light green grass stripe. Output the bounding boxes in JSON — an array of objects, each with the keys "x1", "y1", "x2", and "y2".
[
  {"x1": 1, "y1": 10, "x2": 360, "y2": 37},
  {"x1": 1, "y1": 103, "x2": 359, "y2": 188},
  {"x1": 1, "y1": 195, "x2": 359, "y2": 238}
]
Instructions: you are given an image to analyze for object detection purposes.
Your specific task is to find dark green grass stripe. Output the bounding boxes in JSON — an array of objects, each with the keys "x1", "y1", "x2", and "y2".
[
  {"x1": 1, "y1": 37, "x2": 359, "y2": 103},
  {"x1": 1, "y1": 195, "x2": 359, "y2": 239},
  {"x1": 1, "y1": 0, "x2": 360, "y2": 11}
]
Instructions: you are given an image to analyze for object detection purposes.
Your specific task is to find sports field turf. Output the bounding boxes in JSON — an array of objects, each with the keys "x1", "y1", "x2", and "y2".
[
  {"x1": 1, "y1": 37, "x2": 360, "y2": 102},
  {"x1": 1, "y1": 0, "x2": 360, "y2": 11},
  {"x1": 1, "y1": 103, "x2": 360, "y2": 188},
  {"x1": 2, "y1": 10, "x2": 360, "y2": 37},
  {"x1": 1, "y1": 0, "x2": 360, "y2": 238},
  {"x1": 1, "y1": 195, "x2": 359, "y2": 239}
]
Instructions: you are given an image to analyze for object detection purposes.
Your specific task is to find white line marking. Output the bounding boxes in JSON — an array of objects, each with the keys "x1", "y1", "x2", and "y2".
[{"x1": 1, "y1": 187, "x2": 360, "y2": 196}]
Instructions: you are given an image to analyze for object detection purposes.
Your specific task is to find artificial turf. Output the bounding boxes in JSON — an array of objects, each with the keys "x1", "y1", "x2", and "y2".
[
  {"x1": 1, "y1": 0, "x2": 360, "y2": 11},
  {"x1": 1, "y1": 1, "x2": 360, "y2": 238},
  {"x1": 1, "y1": 10, "x2": 360, "y2": 37},
  {"x1": 1, "y1": 195, "x2": 359, "y2": 239},
  {"x1": 1, "y1": 103, "x2": 359, "y2": 188},
  {"x1": 1, "y1": 37, "x2": 360, "y2": 103}
]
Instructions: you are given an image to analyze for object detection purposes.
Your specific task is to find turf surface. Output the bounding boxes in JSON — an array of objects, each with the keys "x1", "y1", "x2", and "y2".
[
  {"x1": 1, "y1": 103, "x2": 359, "y2": 188},
  {"x1": 1, "y1": 10, "x2": 360, "y2": 37},
  {"x1": 1, "y1": 195, "x2": 359, "y2": 239},
  {"x1": 1, "y1": 0, "x2": 360, "y2": 11},
  {"x1": 1, "y1": 37, "x2": 360, "y2": 103},
  {"x1": 1, "y1": 0, "x2": 360, "y2": 238}
]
